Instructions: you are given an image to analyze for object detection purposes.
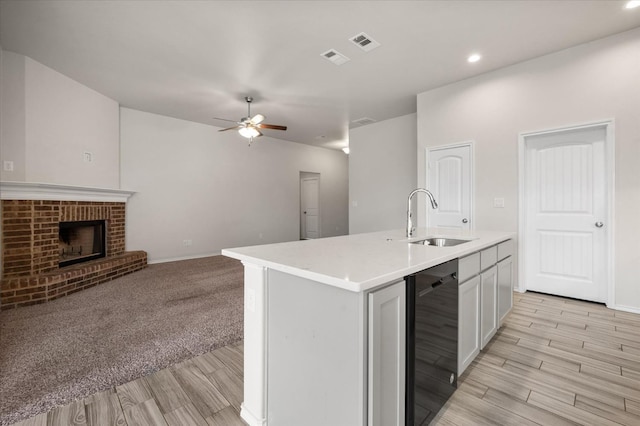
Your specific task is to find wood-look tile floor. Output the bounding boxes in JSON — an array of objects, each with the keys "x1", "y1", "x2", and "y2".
[
  {"x1": 11, "y1": 343, "x2": 246, "y2": 426},
  {"x1": 13, "y1": 291, "x2": 640, "y2": 425},
  {"x1": 434, "y1": 291, "x2": 640, "y2": 426}
]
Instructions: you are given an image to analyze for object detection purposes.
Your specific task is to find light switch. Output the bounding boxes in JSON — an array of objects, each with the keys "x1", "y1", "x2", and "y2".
[
  {"x1": 493, "y1": 197, "x2": 505, "y2": 208},
  {"x1": 3, "y1": 161, "x2": 14, "y2": 172},
  {"x1": 83, "y1": 151, "x2": 93, "y2": 163}
]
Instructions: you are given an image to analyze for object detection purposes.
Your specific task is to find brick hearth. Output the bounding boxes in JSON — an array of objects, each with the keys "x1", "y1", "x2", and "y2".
[{"x1": 1, "y1": 199, "x2": 147, "y2": 309}]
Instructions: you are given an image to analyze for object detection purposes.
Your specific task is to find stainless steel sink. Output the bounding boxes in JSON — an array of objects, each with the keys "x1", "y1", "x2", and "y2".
[{"x1": 410, "y1": 237, "x2": 470, "y2": 247}]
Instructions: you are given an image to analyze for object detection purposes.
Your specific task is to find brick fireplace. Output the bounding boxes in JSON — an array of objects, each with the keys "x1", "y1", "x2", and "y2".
[{"x1": 1, "y1": 183, "x2": 147, "y2": 309}]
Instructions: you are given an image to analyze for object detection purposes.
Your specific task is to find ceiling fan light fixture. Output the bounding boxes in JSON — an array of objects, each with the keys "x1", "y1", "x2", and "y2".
[
  {"x1": 214, "y1": 96, "x2": 286, "y2": 143},
  {"x1": 239, "y1": 126, "x2": 261, "y2": 139}
]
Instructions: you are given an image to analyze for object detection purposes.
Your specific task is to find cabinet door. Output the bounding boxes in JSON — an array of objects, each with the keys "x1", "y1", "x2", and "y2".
[
  {"x1": 458, "y1": 275, "x2": 480, "y2": 375},
  {"x1": 480, "y1": 266, "x2": 498, "y2": 349},
  {"x1": 497, "y1": 257, "x2": 513, "y2": 326},
  {"x1": 368, "y1": 281, "x2": 406, "y2": 426}
]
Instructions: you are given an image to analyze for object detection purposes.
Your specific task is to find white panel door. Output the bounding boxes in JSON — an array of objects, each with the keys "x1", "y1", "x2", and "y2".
[
  {"x1": 301, "y1": 177, "x2": 320, "y2": 239},
  {"x1": 427, "y1": 144, "x2": 472, "y2": 229},
  {"x1": 524, "y1": 126, "x2": 608, "y2": 303}
]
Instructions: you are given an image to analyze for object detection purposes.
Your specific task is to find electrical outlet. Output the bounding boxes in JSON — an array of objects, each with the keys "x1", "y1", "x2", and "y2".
[
  {"x1": 3, "y1": 161, "x2": 14, "y2": 172},
  {"x1": 83, "y1": 151, "x2": 93, "y2": 163},
  {"x1": 493, "y1": 197, "x2": 505, "y2": 208},
  {"x1": 182, "y1": 239, "x2": 192, "y2": 246}
]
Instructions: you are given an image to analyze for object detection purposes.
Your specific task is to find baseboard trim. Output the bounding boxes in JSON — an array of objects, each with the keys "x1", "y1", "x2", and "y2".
[
  {"x1": 609, "y1": 304, "x2": 640, "y2": 315},
  {"x1": 520, "y1": 289, "x2": 640, "y2": 314},
  {"x1": 147, "y1": 251, "x2": 222, "y2": 265},
  {"x1": 240, "y1": 404, "x2": 266, "y2": 426}
]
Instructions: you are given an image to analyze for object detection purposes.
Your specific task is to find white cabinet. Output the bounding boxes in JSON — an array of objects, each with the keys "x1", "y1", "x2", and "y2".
[
  {"x1": 458, "y1": 240, "x2": 514, "y2": 374},
  {"x1": 497, "y1": 257, "x2": 513, "y2": 326},
  {"x1": 458, "y1": 252, "x2": 480, "y2": 283},
  {"x1": 497, "y1": 239, "x2": 514, "y2": 262},
  {"x1": 368, "y1": 281, "x2": 406, "y2": 426},
  {"x1": 480, "y1": 245, "x2": 498, "y2": 271},
  {"x1": 480, "y1": 265, "x2": 498, "y2": 349},
  {"x1": 458, "y1": 275, "x2": 480, "y2": 374},
  {"x1": 497, "y1": 240, "x2": 514, "y2": 327}
]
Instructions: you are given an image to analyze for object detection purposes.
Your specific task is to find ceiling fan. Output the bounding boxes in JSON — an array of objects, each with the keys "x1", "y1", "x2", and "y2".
[{"x1": 213, "y1": 96, "x2": 287, "y2": 145}]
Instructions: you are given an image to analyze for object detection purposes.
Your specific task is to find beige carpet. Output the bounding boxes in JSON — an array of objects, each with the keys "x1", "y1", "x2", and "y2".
[{"x1": 0, "y1": 255, "x2": 244, "y2": 426}]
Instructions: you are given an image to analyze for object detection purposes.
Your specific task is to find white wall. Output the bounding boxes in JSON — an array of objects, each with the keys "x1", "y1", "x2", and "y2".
[
  {"x1": 120, "y1": 108, "x2": 349, "y2": 263},
  {"x1": 1, "y1": 50, "x2": 26, "y2": 181},
  {"x1": 417, "y1": 28, "x2": 640, "y2": 310},
  {"x1": 0, "y1": 51, "x2": 119, "y2": 188},
  {"x1": 349, "y1": 113, "x2": 417, "y2": 234},
  {"x1": 0, "y1": 46, "x2": 4, "y2": 276}
]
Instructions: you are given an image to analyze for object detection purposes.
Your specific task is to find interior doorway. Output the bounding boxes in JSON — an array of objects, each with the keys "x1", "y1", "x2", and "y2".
[
  {"x1": 519, "y1": 121, "x2": 614, "y2": 304},
  {"x1": 300, "y1": 172, "x2": 321, "y2": 239},
  {"x1": 426, "y1": 142, "x2": 474, "y2": 230}
]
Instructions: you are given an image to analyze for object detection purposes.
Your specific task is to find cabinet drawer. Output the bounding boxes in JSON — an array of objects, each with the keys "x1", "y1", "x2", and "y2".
[
  {"x1": 459, "y1": 252, "x2": 480, "y2": 283},
  {"x1": 480, "y1": 246, "x2": 498, "y2": 271},
  {"x1": 497, "y1": 240, "x2": 514, "y2": 261}
]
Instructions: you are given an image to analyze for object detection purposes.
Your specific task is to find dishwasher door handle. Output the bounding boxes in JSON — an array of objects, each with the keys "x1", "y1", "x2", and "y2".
[{"x1": 418, "y1": 272, "x2": 457, "y2": 297}]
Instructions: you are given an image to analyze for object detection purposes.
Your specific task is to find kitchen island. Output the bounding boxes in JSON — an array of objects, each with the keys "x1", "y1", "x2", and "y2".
[{"x1": 222, "y1": 228, "x2": 514, "y2": 426}]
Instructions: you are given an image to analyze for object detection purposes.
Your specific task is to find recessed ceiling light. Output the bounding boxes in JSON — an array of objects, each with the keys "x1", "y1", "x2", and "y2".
[
  {"x1": 467, "y1": 53, "x2": 481, "y2": 63},
  {"x1": 626, "y1": 1, "x2": 640, "y2": 9}
]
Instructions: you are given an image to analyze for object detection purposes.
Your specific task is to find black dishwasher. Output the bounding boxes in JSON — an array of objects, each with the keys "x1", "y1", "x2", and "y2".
[{"x1": 405, "y1": 259, "x2": 458, "y2": 425}]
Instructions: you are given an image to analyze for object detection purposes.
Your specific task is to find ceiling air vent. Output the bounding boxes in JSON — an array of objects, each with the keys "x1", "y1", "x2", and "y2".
[
  {"x1": 321, "y1": 49, "x2": 350, "y2": 65},
  {"x1": 352, "y1": 117, "x2": 377, "y2": 126},
  {"x1": 349, "y1": 32, "x2": 380, "y2": 52}
]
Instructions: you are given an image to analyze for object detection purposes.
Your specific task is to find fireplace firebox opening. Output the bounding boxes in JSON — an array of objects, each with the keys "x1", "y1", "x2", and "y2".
[{"x1": 59, "y1": 220, "x2": 106, "y2": 267}]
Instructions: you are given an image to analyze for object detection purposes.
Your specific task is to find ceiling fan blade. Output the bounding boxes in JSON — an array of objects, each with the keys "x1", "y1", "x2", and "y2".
[
  {"x1": 218, "y1": 126, "x2": 241, "y2": 132},
  {"x1": 257, "y1": 123, "x2": 287, "y2": 131},
  {"x1": 212, "y1": 117, "x2": 239, "y2": 123},
  {"x1": 251, "y1": 114, "x2": 265, "y2": 125}
]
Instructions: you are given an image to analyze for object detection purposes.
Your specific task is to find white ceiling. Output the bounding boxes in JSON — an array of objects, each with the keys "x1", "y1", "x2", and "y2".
[{"x1": 1, "y1": 1, "x2": 639, "y2": 150}]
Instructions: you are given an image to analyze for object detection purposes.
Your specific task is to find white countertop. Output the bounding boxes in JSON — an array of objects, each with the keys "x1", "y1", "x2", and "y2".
[{"x1": 222, "y1": 228, "x2": 515, "y2": 293}]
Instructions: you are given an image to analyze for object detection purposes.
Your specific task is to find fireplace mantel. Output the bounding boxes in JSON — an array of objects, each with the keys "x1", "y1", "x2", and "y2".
[{"x1": 0, "y1": 181, "x2": 135, "y2": 203}]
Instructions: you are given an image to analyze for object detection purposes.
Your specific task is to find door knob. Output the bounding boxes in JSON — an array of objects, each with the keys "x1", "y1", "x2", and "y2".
[
  {"x1": 595, "y1": 221, "x2": 604, "y2": 228},
  {"x1": 304, "y1": 211, "x2": 307, "y2": 214},
  {"x1": 462, "y1": 218, "x2": 468, "y2": 224}
]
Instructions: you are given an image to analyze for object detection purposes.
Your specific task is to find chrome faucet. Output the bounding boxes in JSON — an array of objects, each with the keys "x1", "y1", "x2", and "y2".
[{"x1": 406, "y1": 188, "x2": 438, "y2": 237}]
